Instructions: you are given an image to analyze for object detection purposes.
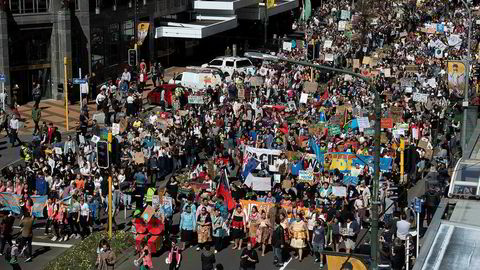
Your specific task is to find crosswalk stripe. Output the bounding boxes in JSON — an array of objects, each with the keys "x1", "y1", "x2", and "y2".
[{"x1": 32, "y1": 242, "x2": 72, "y2": 248}]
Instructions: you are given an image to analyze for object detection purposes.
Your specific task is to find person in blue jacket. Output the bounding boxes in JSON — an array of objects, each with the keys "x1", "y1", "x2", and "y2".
[{"x1": 179, "y1": 205, "x2": 196, "y2": 250}]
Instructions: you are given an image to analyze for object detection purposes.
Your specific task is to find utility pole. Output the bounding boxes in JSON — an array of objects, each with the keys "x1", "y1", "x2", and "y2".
[
  {"x1": 64, "y1": 57, "x2": 69, "y2": 131},
  {"x1": 461, "y1": 0, "x2": 472, "y2": 156},
  {"x1": 370, "y1": 79, "x2": 381, "y2": 270},
  {"x1": 264, "y1": 0, "x2": 268, "y2": 46},
  {"x1": 108, "y1": 129, "x2": 113, "y2": 238}
]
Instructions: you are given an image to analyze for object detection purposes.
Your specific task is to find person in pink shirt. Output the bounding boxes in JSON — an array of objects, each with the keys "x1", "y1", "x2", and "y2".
[
  {"x1": 0, "y1": 181, "x2": 5, "y2": 192},
  {"x1": 137, "y1": 240, "x2": 153, "y2": 270},
  {"x1": 5, "y1": 181, "x2": 13, "y2": 193},
  {"x1": 15, "y1": 182, "x2": 23, "y2": 195}
]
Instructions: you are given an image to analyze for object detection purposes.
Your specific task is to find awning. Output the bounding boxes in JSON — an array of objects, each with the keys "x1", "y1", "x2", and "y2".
[
  {"x1": 194, "y1": 0, "x2": 261, "y2": 11},
  {"x1": 155, "y1": 16, "x2": 238, "y2": 39},
  {"x1": 236, "y1": 0, "x2": 299, "y2": 20}
]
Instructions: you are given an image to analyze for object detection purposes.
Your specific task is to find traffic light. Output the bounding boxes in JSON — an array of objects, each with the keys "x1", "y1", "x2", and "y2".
[
  {"x1": 307, "y1": 44, "x2": 314, "y2": 60},
  {"x1": 128, "y1": 49, "x2": 137, "y2": 66},
  {"x1": 96, "y1": 141, "x2": 109, "y2": 168}
]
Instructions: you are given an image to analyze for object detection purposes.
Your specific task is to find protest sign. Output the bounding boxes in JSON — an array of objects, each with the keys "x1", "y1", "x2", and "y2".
[
  {"x1": 152, "y1": 195, "x2": 160, "y2": 209},
  {"x1": 357, "y1": 117, "x2": 370, "y2": 129},
  {"x1": 325, "y1": 54, "x2": 334, "y2": 62},
  {"x1": 274, "y1": 174, "x2": 281, "y2": 183},
  {"x1": 188, "y1": 95, "x2": 204, "y2": 104},
  {"x1": 324, "y1": 40, "x2": 333, "y2": 49},
  {"x1": 134, "y1": 152, "x2": 145, "y2": 164},
  {"x1": 91, "y1": 135, "x2": 100, "y2": 144},
  {"x1": 300, "y1": 93, "x2": 308, "y2": 103},
  {"x1": 328, "y1": 125, "x2": 341, "y2": 136},
  {"x1": 340, "y1": 10, "x2": 351, "y2": 20},
  {"x1": 413, "y1": 92, "x2": 428, "y2": 103},
  {"x1": 353, "y1": 59, "x2": 360, "y2": 69},
  {"x1": 381, "y1": 132, "x2": 388, "y2": 144},
  {"x1": 112, "y1": 123, "x2": 120, "y2": 135},
  {"x1": 287, "y1": 101, "x2": 297, "y2": 111},
  {"x1": 303, "y1": 81, "x2": 318, "y2": 93},
  {"x1": 381, "y1": 118, "x2": 393, "y2": 129},
  {"x1": 336, "y1": 105, "x2": 347, "y2": 115},
  {"x1": 299, "y1": 170, "x2": 314, "y2": 182},
  {"x1": 338, "y1": 21, "x2": 347, "y2": 31},
  {"x1": 237, "y1": 84, "x2": 245, "y2": 99},
  {"x1": 142, "y1": 205, "x2": 155, "y2": 223},
  {"x1": 244, "y1": 174, "x2": 271, "y2": 191},
  {"x1": 308, "y1": 123, "x2": 325, "y2": 136},
  {"x1": 282, "y1": 179, "x2": 292, "y2": 190},
  {"x1": 332, "y1": 186, "x2": 347, "y2": 197},
  {"x1": 384, "y1": 68, "x2": 391, "y2": 77},
  {"x1": 362, "y1": 57, "x2": 371, "y2": 65},
  {"x1": 364, "y1": 128, "x2": 375, "y2": 136},
  {"x1": 282, "y1": 41, "x2": 292, "y2": 51}
]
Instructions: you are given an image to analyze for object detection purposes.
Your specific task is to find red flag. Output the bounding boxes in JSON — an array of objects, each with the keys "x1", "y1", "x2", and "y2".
[
  {"x1": 216, "y1": 170, "x2": 235, "y2": 210},
  {"x1": 321, "y1": 88, "x2": 329, "y2": 100}
]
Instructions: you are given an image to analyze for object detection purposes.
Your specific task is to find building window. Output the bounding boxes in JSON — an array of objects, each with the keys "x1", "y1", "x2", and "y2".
[
  {"x1": 75, "y1": 0, "x2": 80, "y2": 10},
  {"x1": 9, "y1": 0, "x2": 50, "y2": 14},
  {"x1": 91, "y1": 27, "x2": 105, "y2": 72},
  {"x1": 123, "y1": 20, "x2": 134, "y2": 42}
]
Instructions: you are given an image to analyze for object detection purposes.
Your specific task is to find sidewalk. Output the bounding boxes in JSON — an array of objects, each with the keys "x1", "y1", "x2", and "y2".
[{"x1": 11, "y1": 66, "x2": 185, "y2": 135}]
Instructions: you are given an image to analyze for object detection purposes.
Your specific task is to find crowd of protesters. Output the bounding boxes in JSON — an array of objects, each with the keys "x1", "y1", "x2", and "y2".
[{"x1": 0, "y1": 0, "x2": 477, "y2": 269}]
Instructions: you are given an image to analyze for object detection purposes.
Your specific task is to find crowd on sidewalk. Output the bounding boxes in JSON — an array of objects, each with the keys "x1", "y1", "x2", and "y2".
[{"x1": 0, "y1": 0, "x2": 476, "y2": 269}]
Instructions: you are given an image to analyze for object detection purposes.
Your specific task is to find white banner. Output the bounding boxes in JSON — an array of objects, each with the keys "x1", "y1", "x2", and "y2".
[
  {"x1": 413, "y1": 92, "x2": 428, "y2": 103},
  {"x1": 243, "y1": 146, "x2": 283, "y2": 172},
  {"x1": 332, "y1": 186, "x2": 347, "y2": 197},
  {"x1": 244, "y1": 174, "x2": 271, "y2": 191},
  {"x1": 357, "y1": 117, "x2": 370, "y2": 129},
  {"x1": 188, "y1": 95, "x2": 204, "y2": 104},
  {"x1": 282, "y1": 41, "x2": 292, "y2": 51}
]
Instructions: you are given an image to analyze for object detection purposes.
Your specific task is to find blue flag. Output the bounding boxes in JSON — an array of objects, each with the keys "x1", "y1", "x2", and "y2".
[{"x1": 243, "y1": 158, "x2": 260, "y2": 179}]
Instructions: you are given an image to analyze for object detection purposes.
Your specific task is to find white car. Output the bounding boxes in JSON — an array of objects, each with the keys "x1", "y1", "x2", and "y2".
[
  {"x1": 201, "y1": 56, "x2": 256, "y2": 77},
  {"x1": 168, "y1": 66, "x2": 224, "y2": 91}
]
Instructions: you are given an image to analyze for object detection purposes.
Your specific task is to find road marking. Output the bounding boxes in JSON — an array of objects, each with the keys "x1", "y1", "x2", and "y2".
[
  {"x1": 13, "y1": 226, "x2": 46, "y2": 230},
  {"x1": 279, "y1": 257, "x2": 292, "y2": 270},
  {"x1": 32, "y1": 241, "x2": 72, "y2": 248}
]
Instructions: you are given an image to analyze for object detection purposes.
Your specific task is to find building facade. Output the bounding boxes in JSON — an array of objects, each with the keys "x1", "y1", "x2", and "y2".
[{"x1": 0, "y1": 0, "x2": 297, "y2": 105}]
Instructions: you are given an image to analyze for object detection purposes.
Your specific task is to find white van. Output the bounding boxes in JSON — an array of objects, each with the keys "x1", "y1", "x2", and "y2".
[
  {"x1": 201, "y1": 56, "x2": 256, "y2": 77},
  {"x1": 168, "y1": 67, "x2": 224, "y2": 91}
]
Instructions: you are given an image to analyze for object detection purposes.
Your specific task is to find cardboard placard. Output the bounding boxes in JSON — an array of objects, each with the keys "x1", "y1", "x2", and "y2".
[
  {"x1": 300, "y1": 93, "x2": 308, "y2": 104},
  {"x1": 413, "y1": 92, "x2": 428, "y2": 103},
  {"x1": 362, "y1": 57, "x2": 372, "y2": 65},
  {"x1": 380, "y1": 132, "x2": 388, "y2": 144},
  {"x1": 188, "y1": 95, "x2": 205, "y2": 104},
  {"x1": 134, "y1": 152, "x2": 145, "y2": 164},
  {"x1": 308, "y1": 123, "x2": 326, "y2": 136},
  {"x1": 353, "y1": 59, "x2": 360, "y2": 69},
  {"x1": 282, "y1": 179, "x2": 292, "y2": 190},
  {"x1": 381, "y1": 118, "x2": 393, "y2": 129},
  {"x1": 237, "y1": 84, "x2": 245, "y2": 99},
  {"x1": 303, "y1": 81, "x2": 318, "y2": 93}
]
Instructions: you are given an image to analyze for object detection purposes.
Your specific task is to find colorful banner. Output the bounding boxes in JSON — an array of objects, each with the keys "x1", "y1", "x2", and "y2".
[
  {"x1": 31, "y1": 195, "x2": 48, "y2": 217},
  {"x1": 325, "y1": 255, "x2": 367, "y2": 270},
  {"x1": 239, "y1": 200, "x2": 314, "y2": 220},
  {"x1": 0, "y1": 192, "x2": 22, "y2": 214},
  {"x1": 137, "y1": 22, "x2": 150, "y2": 46},
  {"x1": 447, "y1": 61, "x2": 466, "y2": 97},
  {"x1": 243, "y1": 146, "x2": 283, "y2": 172}
]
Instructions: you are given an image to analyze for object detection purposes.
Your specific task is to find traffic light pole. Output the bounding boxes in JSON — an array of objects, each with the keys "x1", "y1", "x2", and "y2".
[{"x1": 107, "y1": 130, "x2": 113, "y2": 238}]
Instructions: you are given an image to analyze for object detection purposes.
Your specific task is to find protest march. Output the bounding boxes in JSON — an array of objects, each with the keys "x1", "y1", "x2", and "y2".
[{"x1": 0, "y1": 0, "x2": 475, "y2": 269}]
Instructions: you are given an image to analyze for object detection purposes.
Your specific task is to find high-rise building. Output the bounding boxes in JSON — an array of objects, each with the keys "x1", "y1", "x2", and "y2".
[{"x1": 0, "y1": 0, "x2": 298, "y2": 105}]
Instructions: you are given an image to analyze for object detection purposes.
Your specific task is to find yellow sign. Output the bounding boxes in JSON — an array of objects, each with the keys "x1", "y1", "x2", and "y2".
[
  {"x1": 326, "y1": 255, "x2": 368, "y2": 270},
  {"x1": 137, "y1": 22, "x2": 150, "y2": 46},
  {"x1": 447, "y1": 61, "x2": 466, "y2": 97},
  {"x1": 267, "y1": 0, "x2": 275, "y2": 8}
]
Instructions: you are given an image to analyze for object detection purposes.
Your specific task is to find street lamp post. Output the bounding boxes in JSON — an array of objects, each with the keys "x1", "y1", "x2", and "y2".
[
  {"x1": 461, "y1": 0, "x2": 472, "y2": 156},
  {"x1": 244, "y1": 52, "x2": 382, "y2": 269}
]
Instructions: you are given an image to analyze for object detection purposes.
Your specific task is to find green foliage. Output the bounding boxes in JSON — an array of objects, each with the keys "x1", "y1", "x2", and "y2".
[{"x1": 44, "y1": 230, "x2": 135, "y2": 270}]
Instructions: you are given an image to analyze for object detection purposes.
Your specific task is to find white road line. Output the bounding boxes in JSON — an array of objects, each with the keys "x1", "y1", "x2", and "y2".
[
  {"x1": 32, "y1": 241, "x2": 72, "y2": 248},
  {"x1": 13, "y1": 226, "x2": 45, "y2": 230},
  {"x1": 279, "y1": 257, "x2": 292, "y2": 270}
]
